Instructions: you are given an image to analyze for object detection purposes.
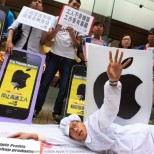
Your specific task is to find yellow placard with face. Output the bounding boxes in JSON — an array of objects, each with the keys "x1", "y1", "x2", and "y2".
[
  {"x1": 0, "y1": 60, "x2": 37, "y2": 109},
  {"x1": 67, "y1": 75, "x2": 86, "y2": 116}
]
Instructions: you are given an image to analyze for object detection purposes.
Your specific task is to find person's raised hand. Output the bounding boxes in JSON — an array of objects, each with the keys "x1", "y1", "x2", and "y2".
[{"x1": 107, "y1": 49, "x2": 131, "y2": 82}]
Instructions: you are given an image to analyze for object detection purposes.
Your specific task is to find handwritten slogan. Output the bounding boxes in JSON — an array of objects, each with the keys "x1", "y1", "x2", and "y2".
[
  {"x1": 17, "y1": 6, "x2": 56, "y2": 31},
  {"x1": 58, "y1": 5, "x2": 94, "y2": 35}
]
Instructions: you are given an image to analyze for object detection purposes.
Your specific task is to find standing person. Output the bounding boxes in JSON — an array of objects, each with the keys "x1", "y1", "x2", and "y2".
[
  {"x1": 145, "y1": 28, "x2": 154, "y2": 49},
  {"x1": 10, "y1": 50, "x2": 154, "y2": 153},
  {"x1": 77, "y1": 20, "x2": 107, "y2": 64},
  {"x1": 90, "y1": 20, "x2": 106, "y2": 46},
  {"x1": 0, "y1": 0, "x2": 14, "y2": 41},
  {"x1": 6, "y1": 0, "x2": 51, "y2": 54},
  {"x1": 118, "y1": 34, "x2": 132, "y2": 49},
  {"x1": 33, "y1": 0, "x2": 82, "y2": 124}
]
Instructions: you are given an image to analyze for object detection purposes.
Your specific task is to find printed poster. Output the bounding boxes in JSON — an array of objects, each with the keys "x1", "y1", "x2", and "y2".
[
  {"x1": 67, "y1": 75, "x2": 86, "y2": 116},
  {"x1": 58, "y1": 5, "x2": 94, "y2": 35},
  {"x1": 0, "y1": 48, "x2": 45, "y2": 123},
  {"x1": 0, "y1": 59, "x2": 36, "y2": 108}
]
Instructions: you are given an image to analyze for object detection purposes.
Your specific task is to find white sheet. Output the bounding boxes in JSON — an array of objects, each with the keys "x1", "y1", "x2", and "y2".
[{"x1": 0, "y1": 122, "x2": 99, "y2": 154}]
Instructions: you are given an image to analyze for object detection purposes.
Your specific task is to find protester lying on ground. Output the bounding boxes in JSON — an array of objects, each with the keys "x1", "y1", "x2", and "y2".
[{"x1": 9, "y1": 49, "x2": 154, "y2": 153}]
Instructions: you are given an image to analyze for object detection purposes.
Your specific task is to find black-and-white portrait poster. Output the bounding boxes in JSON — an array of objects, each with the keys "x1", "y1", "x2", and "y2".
[{"x1": 84, "y1": 45, "x2": 153, "y2": 125}]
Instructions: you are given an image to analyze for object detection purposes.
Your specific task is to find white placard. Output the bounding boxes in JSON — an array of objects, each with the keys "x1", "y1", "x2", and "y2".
[
  {"x1": 17, "y1": 6, "x2": 56, "y2": 31},
  {"x1": 84, "y1": 42, "x2": 101, "y2": 60},
  {"x1": 84, "y1": 45, "x2": 153, "y2": 125},
  {"x1": 0, "y1": 137, "x2": 41, "y2": 154},
  {"x1": 58, "y1": 5, "x2": 94, "y2": 35},
  {"x1": 147, "y1": 47, "x2": 154, "y2": 66}
]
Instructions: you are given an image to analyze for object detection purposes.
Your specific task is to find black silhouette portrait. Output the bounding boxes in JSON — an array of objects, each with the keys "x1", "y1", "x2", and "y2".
[
  {"x1": 11, "y1": 70, "x2": 31, "y2": 90},
  {"x1": 76, "y1": 84, "x2": 86, "y2": 101}
]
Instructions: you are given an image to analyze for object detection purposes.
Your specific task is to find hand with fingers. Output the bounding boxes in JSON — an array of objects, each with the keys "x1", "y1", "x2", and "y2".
[
  {"x1": 107, "y1": 49, "x2": 131, "y2": 85},
  {"x1": 47, "y1": 24, "x2": 62, "y2": 40},
  {"x1": 67, "y1": 26, "x2": 76, "y2": 38},
  {"x1": 6, "y1": 40, "x2": 14, "y2": 55}
]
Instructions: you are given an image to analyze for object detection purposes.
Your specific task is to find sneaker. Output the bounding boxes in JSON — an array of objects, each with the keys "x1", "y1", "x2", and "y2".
[
  {"x1": 52, "y1": 113, "x2": 61, "y2": 124},
  {"x1": 33, "y1": 110, "x2": 40, "y2": 119}
]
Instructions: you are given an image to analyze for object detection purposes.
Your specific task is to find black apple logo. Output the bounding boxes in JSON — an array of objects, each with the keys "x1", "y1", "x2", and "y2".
[
  {"x1": 93, "y1": 57, "x2": 142, "y2": 119},
  {"x1": 11, "y1": 69, "x2": 31, "y2": 89}
]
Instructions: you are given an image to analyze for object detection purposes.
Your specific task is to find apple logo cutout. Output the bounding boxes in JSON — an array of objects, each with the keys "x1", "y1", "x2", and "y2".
[{"x1": 93, "y1": 57, "x2": 142, "y2": 119}]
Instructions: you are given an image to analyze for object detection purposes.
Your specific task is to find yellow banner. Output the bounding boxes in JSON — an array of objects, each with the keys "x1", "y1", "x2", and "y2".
[
  {"x1": 67, "y1": 76, "x2": 86, "y2": 116},
  {"x1": 0, "y1": 60, "x2": 37, "y2": 109}
]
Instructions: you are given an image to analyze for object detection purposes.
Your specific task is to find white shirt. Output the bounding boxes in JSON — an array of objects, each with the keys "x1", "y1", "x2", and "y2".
[
  {"x1": 52, "y1": 17, "x2": 83, "y2": 59},
  {"x1": 8, "y1": 20, "x2": 44, "y2": 53}
]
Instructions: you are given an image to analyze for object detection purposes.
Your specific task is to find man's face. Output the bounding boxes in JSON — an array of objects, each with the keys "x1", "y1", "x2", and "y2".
[
  {"x1": 148, "y1": 31, "x2": 154, "y2": 46},
  {"x1": 68, "y1": 0, "x2": 80, "y2": 10},
  {"x1": 92, "y1": 24, "x2": 104, "y2": 37},
  {"x1": 30, "y1": 0, "x2": 43, "y2": 11},
  {"x1": 69, "y1": 121, "x2": 87, "y2": 141}
]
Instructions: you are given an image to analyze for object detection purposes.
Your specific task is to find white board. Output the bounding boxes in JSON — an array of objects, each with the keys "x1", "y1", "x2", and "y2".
[{"x1": 84, "y1": 45, "x2": 153, "y2": 125}]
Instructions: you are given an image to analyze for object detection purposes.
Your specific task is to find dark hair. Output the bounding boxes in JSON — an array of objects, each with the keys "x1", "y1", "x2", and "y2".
[
  {"x1": 149, "y1": 28, "x2": 154, "y2": 34},
  {"x1": 93, "y1": 20, "x2": 105, "y2": 29},
  {"x1": 68, "y1": 0, "x2": 81, "y2": 5},
  {"x1": 77, "y1": 84, "x2": 86, "y2": 101},
  {"x1": 118, "y1": 34, "x2": 132, "y2": 49}
]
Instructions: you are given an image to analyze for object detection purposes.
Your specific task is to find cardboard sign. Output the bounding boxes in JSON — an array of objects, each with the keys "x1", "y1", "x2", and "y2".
[
  {"x1": 58, "y1": 5, "x2": 94, "y2": 35},
  {"x1": 17, "y1": 6, "x2": 56, "y2": 31},
  {"x1": 0, "y1": 48, "x2": 45, "y2": 123},
  {"x1": 63, "y1": 65, "x2": 86, "y2": 121},
  {"x1": 66, "y1": 74, "x2": 86, "y2": 116},
  {"x1": 147, "y1": 47, "x2": 154, "y2": 66},
  {"x1": 0, "y1": 137, "x2": 41, "y2": 154},
  {"x1": 84, "y1": 42, "x2": 101, "y2": 60},
  {"x1": 84, "y1": 45, "x2": 153, "y2": 125}
]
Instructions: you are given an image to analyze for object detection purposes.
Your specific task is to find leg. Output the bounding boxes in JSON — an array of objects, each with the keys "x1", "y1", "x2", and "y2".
[
  {"x1": 35, "y1": 53, "x2": 60, "y2": 111},
  {"x1": 53, "y1": 57, "x2": 74, "y2": 115}
]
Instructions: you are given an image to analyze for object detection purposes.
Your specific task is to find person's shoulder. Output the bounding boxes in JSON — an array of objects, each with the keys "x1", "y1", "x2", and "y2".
[
  {"x1": 8, "y1": 10, "x2": 14, "y2": 18},
  {"x1": 8, "y1": 10, "x2": 14, "y2": 16},
  {"x1": 136, "y1": 45, "x2": 146, "y2": 50}
]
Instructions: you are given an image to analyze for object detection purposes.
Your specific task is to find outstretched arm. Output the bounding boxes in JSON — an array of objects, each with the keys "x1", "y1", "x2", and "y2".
[
  {"x1": 99, "y1": 49, "x2": 131, "y2": 129},
  {"x1": 8, "y1": 132, "x2": 39, "y2": 140}
]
